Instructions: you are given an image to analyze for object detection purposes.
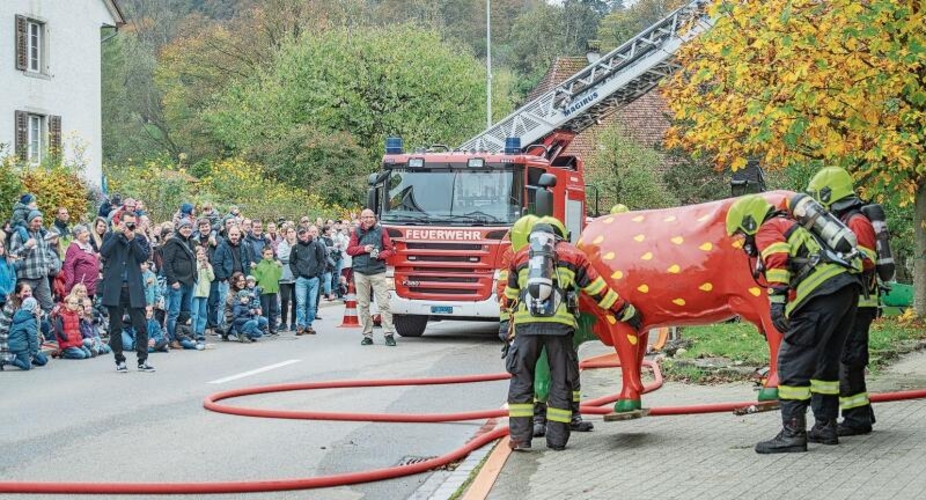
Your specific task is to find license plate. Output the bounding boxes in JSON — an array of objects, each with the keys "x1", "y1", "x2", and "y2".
[{"x1": 431, "y1": 306, "x2": 453, "y2": 314}]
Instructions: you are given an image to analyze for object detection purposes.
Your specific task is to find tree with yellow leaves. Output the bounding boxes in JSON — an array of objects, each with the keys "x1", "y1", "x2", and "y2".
[{"x1": 662, "y1": 0, "x2": 926, "y2": 314}]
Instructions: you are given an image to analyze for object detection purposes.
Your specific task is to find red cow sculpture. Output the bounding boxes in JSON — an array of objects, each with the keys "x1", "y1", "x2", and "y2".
[{"x1": 576, "y1": 191, "x2": 793, "y2": 412}]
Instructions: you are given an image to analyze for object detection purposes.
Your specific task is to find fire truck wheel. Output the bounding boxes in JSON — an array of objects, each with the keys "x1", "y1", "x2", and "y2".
[{"x1": 394, "y1": 315, "x2": 428, "y2": 337}]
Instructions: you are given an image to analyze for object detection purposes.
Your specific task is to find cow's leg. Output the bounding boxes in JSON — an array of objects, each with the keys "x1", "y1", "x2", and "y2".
[{"x1": 611, "y1": 322, "x2": 644, "y2": 412}]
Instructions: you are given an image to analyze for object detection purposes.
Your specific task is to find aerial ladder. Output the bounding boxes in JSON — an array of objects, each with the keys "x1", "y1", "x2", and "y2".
[{"x1": 459, "y1": 0, "x2": 713, "y2": 158}]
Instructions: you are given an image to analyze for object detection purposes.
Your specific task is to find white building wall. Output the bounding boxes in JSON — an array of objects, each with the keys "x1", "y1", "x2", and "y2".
[{"x1": 0, "y1": 0, "x2": 118, "y2": 187}]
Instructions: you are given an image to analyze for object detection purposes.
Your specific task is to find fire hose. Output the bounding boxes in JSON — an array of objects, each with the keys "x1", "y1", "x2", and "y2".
[{"x1": 3, "y1": 358, "x2": 926, "y2": 494}]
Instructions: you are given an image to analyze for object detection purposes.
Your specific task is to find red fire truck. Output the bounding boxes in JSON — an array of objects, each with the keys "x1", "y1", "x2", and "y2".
[{"x1": 365, "y1": 1, "x2": 710, "y2": 337}]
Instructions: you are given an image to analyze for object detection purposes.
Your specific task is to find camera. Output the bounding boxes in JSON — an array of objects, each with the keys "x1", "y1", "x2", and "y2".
[
  {"x1": 125, "y1": 222, "x2": 137, "y2": 231},
  {"x1": 370, "y1": 247, "x2": 380, "y2": 259}
]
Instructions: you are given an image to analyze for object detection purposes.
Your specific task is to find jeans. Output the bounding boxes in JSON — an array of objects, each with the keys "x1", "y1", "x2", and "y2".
[
  {"x1": 217, "y1": 281, "x2": 230, "y2": 328},
  {"x1": 279, "y1": 282, "x2": 296, "y2": 329},
  {"x1": 322, "y1": 271, "x2": 332, "y2": 297},
  {"x1": 62, "y1": 346, "x2": 92, "y2": 359},
  {"x1": 294, "y1": 276, "x2": 319, "y2": 329},
  {"x1": 9, "y1": 351, "x2": 31, "y2": 370},
  {"x1": 206, "y1": 280, "x2": 221, "y2": 329},
  {"x1": 240, "y1": 318, "x2": 268, "y2": 340},
  {"x1": 191, "y1": 296, "x2": 208, "y2": 340},
  {"x1": 167, "y1": 283, "x2": 194, "y2": 341},
  {"x1": 32, "y1": 351, "x2": 48, "y2": 366},
  {"x1": 179, "y1": 338, "x2": 199, "y2": 349}
]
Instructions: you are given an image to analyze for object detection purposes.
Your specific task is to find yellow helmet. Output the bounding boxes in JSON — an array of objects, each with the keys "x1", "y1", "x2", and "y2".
[
  {"x1": 510, "y1": 215, "x2": 539, "y2": 252},
  {"x1": 725, "y1": 195, "x2": 773, "y2": 237},
  {"x1": 537, "y1": 216, "x2": 567, "y2": 239},
  {"x1": 610, "y1": 204, "x2": 629, "y2": 214},
  {"x1": 806, "y1": 166, "x2": 855, "y2": 210}
]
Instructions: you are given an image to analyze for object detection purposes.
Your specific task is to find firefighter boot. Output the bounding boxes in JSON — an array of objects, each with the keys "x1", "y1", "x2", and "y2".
[
  {"x1": 533, "y1": 402, "x2": 547, "y2": 438},
  {"x1": 755, "y1": 417, "x2": 807, "y2": 454},
  {"x1": 808, "y1": 419, "x2": 839, "y2": 445},
  {"x1": 570, "y1": 396, "x2": 593, "y2": 432}
]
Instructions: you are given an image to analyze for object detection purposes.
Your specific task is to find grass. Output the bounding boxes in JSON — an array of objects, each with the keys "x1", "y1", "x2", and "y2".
[{"x1": 662, "y1": 315, "x2": 926, "y2": 383}]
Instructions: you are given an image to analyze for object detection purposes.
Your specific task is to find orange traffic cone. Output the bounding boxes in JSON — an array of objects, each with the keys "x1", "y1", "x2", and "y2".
[{"x1": 339, "y1": 281, "x2": 361, "y2": 328}]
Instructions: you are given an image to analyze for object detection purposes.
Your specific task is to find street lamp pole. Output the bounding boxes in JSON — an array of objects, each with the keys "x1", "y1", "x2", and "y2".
[{"x1": 486, "y1": 0, "x2": 492, "y2": 129}]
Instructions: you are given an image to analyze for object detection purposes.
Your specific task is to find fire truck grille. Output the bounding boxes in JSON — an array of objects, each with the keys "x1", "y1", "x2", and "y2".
[
  {"x1": 411, "y1": 255, "x2": 475, "y2": 263},
  {"x1": 412, "y1": 276, "x2": 479, "y2": 284},
  {"x1": 408, "y1": 287, "x2": 475, "y2": 295},
  {"x1": 406, "y1": 242, "x2": 483, "y2": 251},
  {"x1": 412, "y1": 267, "x2": 476, "y2": 273}
]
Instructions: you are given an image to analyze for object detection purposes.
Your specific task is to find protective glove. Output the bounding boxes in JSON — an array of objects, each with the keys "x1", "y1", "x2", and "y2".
[
  {"x1": 770, "y1": 303, "x2": 789, "y2": 333},
  {"x1": 615, "y1": 303, "x2": 643, "y2": 331},
  {"x1": 498, "y1": 319, "x2": 510, "y2": 343}
]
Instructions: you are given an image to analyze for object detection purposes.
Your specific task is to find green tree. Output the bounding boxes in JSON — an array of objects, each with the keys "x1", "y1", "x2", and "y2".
[
  {"x1": 662, "y1": 0, "x2": 926, "y2": 313},
  {"x1": 204, "y1": 24, "x2": 511, "y2": 204},
  {"x1": 661, "y1": 147, "x2": 729, "y2": 204},
  {"x1": 587, "y1": 123, "x2": 678, "y2": 210},
  {"x1": 597, "y1": 0, "x2": 688, "y2": 50}
]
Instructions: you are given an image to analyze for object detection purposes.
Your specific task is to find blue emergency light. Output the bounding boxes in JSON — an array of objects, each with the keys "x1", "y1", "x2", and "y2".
[
  {"x1": 386, "y1": 137, "x2": 404, "y2": 155},
  {"x1": 504, "y1": 137, "x2": 521, "y2": 155}
]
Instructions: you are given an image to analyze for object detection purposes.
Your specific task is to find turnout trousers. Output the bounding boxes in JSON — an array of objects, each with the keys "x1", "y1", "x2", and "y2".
[
  {"x1": 840, "y1": 307, "x2": 878, "y2": 428},
  {"x1": 507, "y1": 332, "x2": 573, "y2": 449},
  {"x1": 778, "y1": 285, "x2": 859, "y2": 425}
]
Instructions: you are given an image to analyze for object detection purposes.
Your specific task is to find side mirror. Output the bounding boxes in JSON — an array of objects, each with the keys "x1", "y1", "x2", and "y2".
[{"x1": 538, "y1": 173, "x2": 557, "y2": 188}]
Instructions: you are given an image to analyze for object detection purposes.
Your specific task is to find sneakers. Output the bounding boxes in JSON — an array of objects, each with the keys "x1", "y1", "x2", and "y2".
[
  {"x1": 305, "y1": 327, "x2": 316, "y2": 335},
  {"x1": 169, "y1": 340, "x2": 182, "y2": 350},
  {"x1": 361, "y1": 337, "x2": 374, "y2": 346},
  {"x1": 116, "y1": 362, "x2": 128, "y2": 373},
  {"x1": 385, "y1": 336, "x2": 397, "y2": 347},
  {"x1": 195, "y1": 342, "x2": 205, "y2": 351},
  {"x1": 137, "y1": 361, "x2": 156, "y2": 373},
  {"x1": 295, "y1": 327, "x2": 305, "y2": 336}
]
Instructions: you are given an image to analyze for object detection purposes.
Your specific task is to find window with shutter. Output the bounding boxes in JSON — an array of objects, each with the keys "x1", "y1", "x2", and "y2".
[
  {"x1": 15, "y1": 16, "x2": 27, "y2": 71},
  {"x1": 49, "y1": 115, "x2": 61, "y2": 160},
  {"x1": 14, "y1": 110, "x2": 28, "y2": 161}
]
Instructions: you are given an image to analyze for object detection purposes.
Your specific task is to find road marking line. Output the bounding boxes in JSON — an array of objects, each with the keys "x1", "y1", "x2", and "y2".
[{"x1": 208, "y1": 360, "x2": 301, "y2": 384}]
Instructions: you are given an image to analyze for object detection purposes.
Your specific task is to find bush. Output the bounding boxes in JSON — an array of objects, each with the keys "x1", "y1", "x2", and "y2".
[{"x1": 0, "y1": 148, "x2": 92, "y2": 223}]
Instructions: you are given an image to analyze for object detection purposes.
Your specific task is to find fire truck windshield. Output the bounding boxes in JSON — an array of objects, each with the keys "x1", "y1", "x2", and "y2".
[{"x1": 381, "y1": 167, "x2": 524, "y2": 226}]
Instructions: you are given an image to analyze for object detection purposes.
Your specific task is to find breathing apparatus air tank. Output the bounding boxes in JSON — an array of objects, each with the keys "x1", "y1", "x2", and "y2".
[
  {"x1": 526, "y1": 224, "x2": 558, "y2": 317},
  {"x1": 789, "y1": 193, "x2": 858, "y2": 254},
  {"x1": 860, "y1": 203, "x2": 896, "y2": 282}
]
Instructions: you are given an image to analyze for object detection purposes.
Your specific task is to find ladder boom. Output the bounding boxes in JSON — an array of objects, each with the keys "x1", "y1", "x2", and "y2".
[{"x1": 460, "y1": 0, "x2": 712, "y2": 153}]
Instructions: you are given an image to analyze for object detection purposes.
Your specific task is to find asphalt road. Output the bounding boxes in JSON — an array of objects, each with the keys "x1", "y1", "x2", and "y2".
[{"x1": 0, "y1": 304, "x2": 507, "y2": 500}]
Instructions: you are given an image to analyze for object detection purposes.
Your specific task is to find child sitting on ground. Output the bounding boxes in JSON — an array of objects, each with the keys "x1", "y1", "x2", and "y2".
[
  {"x1": 230, "y1": 290, "x2": 265, "y2": 343},
  {"x1": 80, "y1": 297, "x2": 111, "y2": 356},
  {"x1": 175, "y1": 311, "x2": 203, "y2": 350},
  {"x1": 3, "y1": 297, "x2": 48, "y2": 370},
  {"x1": 54, "y1": 294, "x2": 92, "y2": 359},
  {"x1": 146, "y1": 306, "x2": 169, "y2": 353}
]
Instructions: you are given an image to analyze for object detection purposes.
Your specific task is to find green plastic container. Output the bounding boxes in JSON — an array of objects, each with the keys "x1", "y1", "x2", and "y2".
[{"x1": 881, "y1": 282, "x2": 913, "y2": 308}]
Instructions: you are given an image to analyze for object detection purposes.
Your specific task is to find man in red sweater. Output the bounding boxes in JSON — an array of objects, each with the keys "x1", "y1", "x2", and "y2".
[{"x1": 346, "y1": 209, "x2": 396, "y2": 346}]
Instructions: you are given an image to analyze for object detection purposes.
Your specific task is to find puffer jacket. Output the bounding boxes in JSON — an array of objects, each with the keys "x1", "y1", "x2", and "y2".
[
  {"x1": 63, "y1": 242, "x2": 100, "y2": 296},
  {"x1": 8, "y1": 308, "x2": 38, "y2": 353},
  {"x1": 54, "y1": 308, "x2": 84, "y2": 349}
]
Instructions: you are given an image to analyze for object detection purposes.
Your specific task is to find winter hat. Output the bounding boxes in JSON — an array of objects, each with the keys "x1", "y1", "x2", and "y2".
[
  {"x1": 236, "y1": 290, "x2": 251, "y2": 299},
  {"x1": 27, "y1": 210, "x2": 43, "y2": 223},
  {"x1": 245, "y1": 275, "x2": 256, "y2": 283},
  {"x1": 180, "y1": 203, "x2": 194, "y2": 215},
  {"x1": 21, "y1": 297, "x2": 38, "y2": 312},
  {"x1": 20, "y1": 193, "x2": 36, "y2": 205},
  {"x1": 177, "y1": 219, "x2": 193, "y2": 231}
]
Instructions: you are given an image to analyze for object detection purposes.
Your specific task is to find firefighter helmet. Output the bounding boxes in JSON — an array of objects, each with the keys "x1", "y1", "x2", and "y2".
[
  {"x1": 510, "y1": 214, "x2": 539, "y2": 252},
  {"x1": 806, "y1": 166, "x2": 855, "y2": 210},
  {"x1": 725, "y1": 195, "x2": 773, "y2": 237},
  {"x1": 537, "y1": 216, "x2": 567, "y2": 239},
  {"x1": 610, "y1": 204, "x2": 629, "y2": 214}
]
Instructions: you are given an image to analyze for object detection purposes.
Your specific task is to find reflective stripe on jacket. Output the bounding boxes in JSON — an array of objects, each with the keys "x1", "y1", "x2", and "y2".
[
  {"x1": 756, "y1": 217, "x2": 856, "y2": 317},
  {"x1": 503, "y1": 240, "x2": 625, "y2": 334}
]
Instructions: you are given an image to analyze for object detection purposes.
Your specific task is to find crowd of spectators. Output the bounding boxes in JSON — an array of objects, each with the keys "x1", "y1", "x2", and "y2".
[{"x1": 0, "y1": 192, "x2": 358, "y2": 371}]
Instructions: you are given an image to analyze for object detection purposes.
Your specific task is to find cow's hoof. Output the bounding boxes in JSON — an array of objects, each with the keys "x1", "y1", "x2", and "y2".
[
  {"x1": 615, "y1": 399, "x2": 642, "y2": 412},
  {"x1": 758, "y1": 387, "x2": 779, "y2": 401}
]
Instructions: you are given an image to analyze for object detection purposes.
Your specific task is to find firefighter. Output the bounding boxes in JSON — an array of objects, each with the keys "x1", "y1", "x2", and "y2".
[
  {"x1": 498, "y1": 215, "x2": 594, "y2": 436},
  {"x1": 727, "y1": 195, "x2": 860, "y2": 453},
  {"x1": 503, "y1": 216, "x2": 642, "y2": 451},
  {"x1": 807, "y1": 167, "x2": 878, "y2": 436}
]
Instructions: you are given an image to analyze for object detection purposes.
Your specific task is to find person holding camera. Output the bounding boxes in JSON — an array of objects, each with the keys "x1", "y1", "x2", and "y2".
[
  {"x1": 100, "y1": 211, "x2": 154, "y2": 373},
  {"x1": 346, "y1": 209, "x2": 396, "y2": 346}
]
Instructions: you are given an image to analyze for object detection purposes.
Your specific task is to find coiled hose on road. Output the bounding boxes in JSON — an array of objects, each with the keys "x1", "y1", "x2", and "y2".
[{"x1": 3, "y1": 357, "x2": 926, "y2": 495}]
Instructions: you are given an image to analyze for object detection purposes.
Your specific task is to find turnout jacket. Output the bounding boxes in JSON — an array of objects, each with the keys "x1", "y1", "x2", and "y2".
[
  {"x1": 755, "y1": 216, "x2": 859, "y2": 317},
  {"x1": 503, "y1": 240, "x2": 627, "y2": 336},
  {"x1": 840, "y1": 210, "x2": 878, "y2": 308}
]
